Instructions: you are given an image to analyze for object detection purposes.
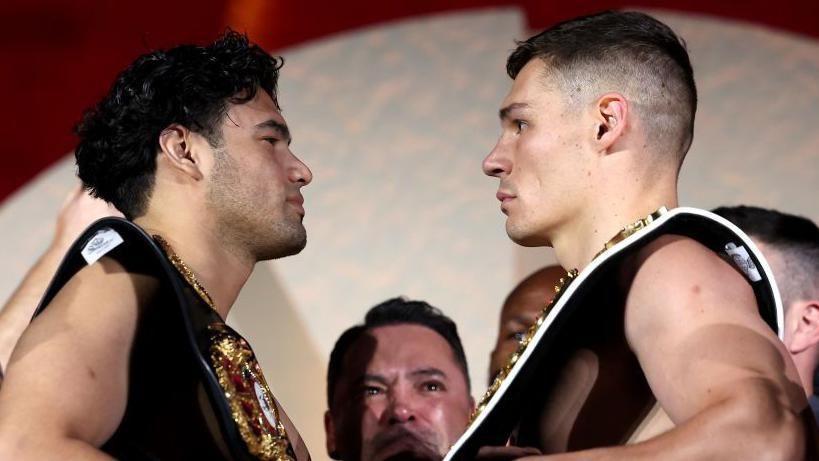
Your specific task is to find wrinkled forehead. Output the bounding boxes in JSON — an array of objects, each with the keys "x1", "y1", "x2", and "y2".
[
  {"x1": 339, "y1": 325, "x2": 459, "y2": 377},
  {"x1": 370, "y1": 324, "x2": 455, "y2": 363}
]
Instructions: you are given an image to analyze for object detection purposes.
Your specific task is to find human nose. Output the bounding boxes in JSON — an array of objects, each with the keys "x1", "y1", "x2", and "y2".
[
  {"x1": 482, "y1": 140, "x2": 510, "y2": 179},
  {"x1": 383, "y1": 389, "x2": 417, "y2": 425},
  {"x1": 288, "y1": 151, "x2": 313, "y2": 187}
]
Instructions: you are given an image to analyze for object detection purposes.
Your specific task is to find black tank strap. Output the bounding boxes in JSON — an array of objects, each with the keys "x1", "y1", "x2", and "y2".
[{"x1": 30, "y1": 217, "x2": 251, "y2": 460}]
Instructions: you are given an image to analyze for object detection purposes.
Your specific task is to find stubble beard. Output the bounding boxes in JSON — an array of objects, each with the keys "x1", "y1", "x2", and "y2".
[
  {"x1": 207, "y1": 149, "x2": 307, "y2": 262},
  {"x1": 260, "y1": 220, "x2": 306, "y2": 260}
]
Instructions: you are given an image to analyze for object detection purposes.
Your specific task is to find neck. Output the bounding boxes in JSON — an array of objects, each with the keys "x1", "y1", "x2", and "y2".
[
  {"x1": 791, "y1": 349, "x2": 817, "y2": 396},
  {"x1": 135, "y1": 206, "x2": 254, "y2": 320},
  {"x1": 550, "y1": 179, "x2": 678, "y2": 272}
]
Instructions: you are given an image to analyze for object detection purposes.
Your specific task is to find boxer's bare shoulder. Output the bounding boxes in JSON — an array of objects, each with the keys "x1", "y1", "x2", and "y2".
[
  {"x1": 0, "y1": 257, "x2": 159, "y2": 460},
  {"x1": 622, "y1": 234, "x2": 807, "y2": 459}
]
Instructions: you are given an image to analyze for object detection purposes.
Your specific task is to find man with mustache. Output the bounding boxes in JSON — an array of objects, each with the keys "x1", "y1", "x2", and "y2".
[{"x1": 325, "y1": 298, "x2": 474, "y2": 461}]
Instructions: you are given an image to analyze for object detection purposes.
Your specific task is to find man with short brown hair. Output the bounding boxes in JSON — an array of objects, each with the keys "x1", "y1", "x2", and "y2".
[{"x1": 471, "y1": 10, "x2": 814, "y2": 460}]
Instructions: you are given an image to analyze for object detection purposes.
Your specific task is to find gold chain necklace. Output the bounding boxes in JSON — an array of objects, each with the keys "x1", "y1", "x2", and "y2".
[
  {"x1": 153, "y1": 234, "x2": 216, "y2": 309},
  {"x1": 469, "y1": 206, "x2": 667, "y2": 422},
  {"x1": 153, "y1": 234, "x2": 296, "y2": 460}
]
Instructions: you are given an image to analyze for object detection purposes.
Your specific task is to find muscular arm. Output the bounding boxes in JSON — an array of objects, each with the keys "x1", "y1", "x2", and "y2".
[
  {"x1": 521, "y1": 235, "x2": 812, "y2": 461},
  {"x1": 0, "y1": 185, "x2": 122, "y2": 374},
  {"x1": 0, "y1": 257, "x2": 156, "y2": 460}
]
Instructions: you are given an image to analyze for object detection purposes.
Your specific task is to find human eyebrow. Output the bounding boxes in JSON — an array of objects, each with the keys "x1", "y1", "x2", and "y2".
[
  {"x1": 360, "y1": 374, "x2": 390, "y2": 386},
  {"x1": 498, "y1": 102, "x2": 530, "y2": 121},
  {"x1": 409, "y1": 367, "x2": 447, "y2": 380},
  {"x1": 255, "y1": 119, "x2": 292, "y2": 145}
]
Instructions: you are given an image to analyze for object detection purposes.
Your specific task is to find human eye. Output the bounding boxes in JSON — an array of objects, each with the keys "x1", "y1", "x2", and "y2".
[
  {"x1": 420, "y1": 380, "x2": 446, "y2": 393},
  {"x1": 362, "y1": 384, "x2": 384, "y2": 398},
  {"x1": 262, "y1": 137, "x2": 280, "y2": 145},
  {"x1": 513, "y1": 119, "x2": 528, "y2": 134},
  {"x1": 505, "y1": 329, "x2": 527, "y2": 343}
]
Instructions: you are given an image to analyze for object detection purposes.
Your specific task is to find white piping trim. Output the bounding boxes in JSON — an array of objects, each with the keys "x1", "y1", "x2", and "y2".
[{"x1": 444, "y1": 206, "x2": 783, "y2": 460}]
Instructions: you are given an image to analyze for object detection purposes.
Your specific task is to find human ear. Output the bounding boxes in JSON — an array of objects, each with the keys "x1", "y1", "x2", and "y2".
[
  {"x1": 324, "y1": 410, "x2": 340, "y2": 459},
  {"x1": 158, "y1": 123, "x2": 204, "y2": 180},
  {"x1": 593, "y1": 93, "x2": 628, "y2": 152},
  {"x1": 789, "y1": 301, "x2": 819, "y2": 354}
]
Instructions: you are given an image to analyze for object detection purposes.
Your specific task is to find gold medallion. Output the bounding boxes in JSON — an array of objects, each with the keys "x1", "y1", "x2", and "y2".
[
  {"x1": 209, "y1": 324, "x2": 295, "y2": 461},
  {"x1": 154, "y1": 234, "x2": 295, "y2": 460}
]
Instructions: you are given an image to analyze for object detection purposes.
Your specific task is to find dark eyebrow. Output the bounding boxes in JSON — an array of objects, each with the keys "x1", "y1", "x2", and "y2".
[
  {"x1": 255, "y1": 119, "x2": 292, "y2": 144},
  {"x1": 361, "y1": 374, "x2": 389, "y2": 386},
  {"x1": 499, "y1": 102, "x2": 530, "y2": 121},
  {"x1": 409, "y1": 367, "x2": 447, "y2": 380}
]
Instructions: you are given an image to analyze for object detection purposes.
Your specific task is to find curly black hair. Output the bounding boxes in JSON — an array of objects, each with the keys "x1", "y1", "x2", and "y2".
[{"x1": 75, "y1": 30, "x2": 284, "y2": 219}]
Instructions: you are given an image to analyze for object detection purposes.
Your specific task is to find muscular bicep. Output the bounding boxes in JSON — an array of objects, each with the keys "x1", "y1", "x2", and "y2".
[
  {"x1": 0, "y1": 258, "x2": 157, "y2": 448},
  {"x1": 624, "y1": 235, "x2": 805, "y2": 424}
]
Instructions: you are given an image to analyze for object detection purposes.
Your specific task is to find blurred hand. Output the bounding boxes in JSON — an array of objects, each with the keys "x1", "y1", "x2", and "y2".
[
  {"x1": 476, "y1": 445, "x2": 542, "y2": 461},
  {"x1": 53, "y1": 184, "x2": 123, "y2": 249}
]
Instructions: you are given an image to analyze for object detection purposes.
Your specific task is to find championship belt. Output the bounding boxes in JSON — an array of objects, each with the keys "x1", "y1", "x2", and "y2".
[
  {"x1": 444, "y1": 207, "x2": 782, "y2": 460},
  {"x1": 33, "y1": 217, "x2": 304, "y2": 460}
]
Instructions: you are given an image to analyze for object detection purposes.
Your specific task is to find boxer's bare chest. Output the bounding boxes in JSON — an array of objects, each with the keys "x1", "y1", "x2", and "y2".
[{"x1": 514, "y1": 277, "x2": 658, "y2": 453}]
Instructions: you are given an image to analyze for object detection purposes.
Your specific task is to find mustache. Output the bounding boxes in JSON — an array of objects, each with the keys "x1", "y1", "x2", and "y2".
[{"x1": 372, "y1": 426, "x2": 442, "y2": 461}]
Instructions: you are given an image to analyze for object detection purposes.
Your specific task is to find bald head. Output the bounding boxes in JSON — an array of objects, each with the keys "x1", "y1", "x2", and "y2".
[{"x1": 489, "y1": 266, "x2": 565, "y2": 383}]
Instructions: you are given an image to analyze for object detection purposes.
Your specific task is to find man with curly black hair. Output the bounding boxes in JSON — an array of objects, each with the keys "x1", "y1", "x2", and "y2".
[{"x1": 0, "y1": 31, "x2": 312, "y2": 460}]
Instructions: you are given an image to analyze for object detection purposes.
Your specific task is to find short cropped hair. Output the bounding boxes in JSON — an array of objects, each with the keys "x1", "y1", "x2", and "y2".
[
  {"x1": 327, "y1": 297, "x2": 470, "y2": 408},
  {"x1": 507, "y1": 10, "x2": 697, "y2": 162},
  {"x1": 712, "y1": 205, "x2": 819, "y2": 308},
  {"x1": 75, "y1": 30, "x2": 284, "y2": 219}
]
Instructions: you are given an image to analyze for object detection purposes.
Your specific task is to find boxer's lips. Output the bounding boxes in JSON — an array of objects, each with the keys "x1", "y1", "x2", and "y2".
[
  {"x1": 496, "y1": 191, "x2": 516, "y2": 214},
  {"x1": 286, "y1": 195, "x2": 305, "y2": 216}
]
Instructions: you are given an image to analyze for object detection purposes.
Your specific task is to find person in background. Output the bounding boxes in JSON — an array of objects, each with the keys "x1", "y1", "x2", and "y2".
[
  {"x1": 714, "y1": 205, "x2": 819, "y2": 422},
  {"x1": 489, "y1": 265, "x2": 564, "y2": 384},
  {"x1": 325, "y1": 297, "x2": 476, "y2": 461}
]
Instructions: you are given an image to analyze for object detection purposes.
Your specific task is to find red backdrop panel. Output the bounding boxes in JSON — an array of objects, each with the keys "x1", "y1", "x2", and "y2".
[{"x1": 0, "y1": 0, "x2": 816, "y2": 201}]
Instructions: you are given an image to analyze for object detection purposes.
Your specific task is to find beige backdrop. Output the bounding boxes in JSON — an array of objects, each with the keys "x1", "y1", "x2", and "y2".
[{"x1": 0, "y1": 8, "x2": 817, "y2": 459}]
